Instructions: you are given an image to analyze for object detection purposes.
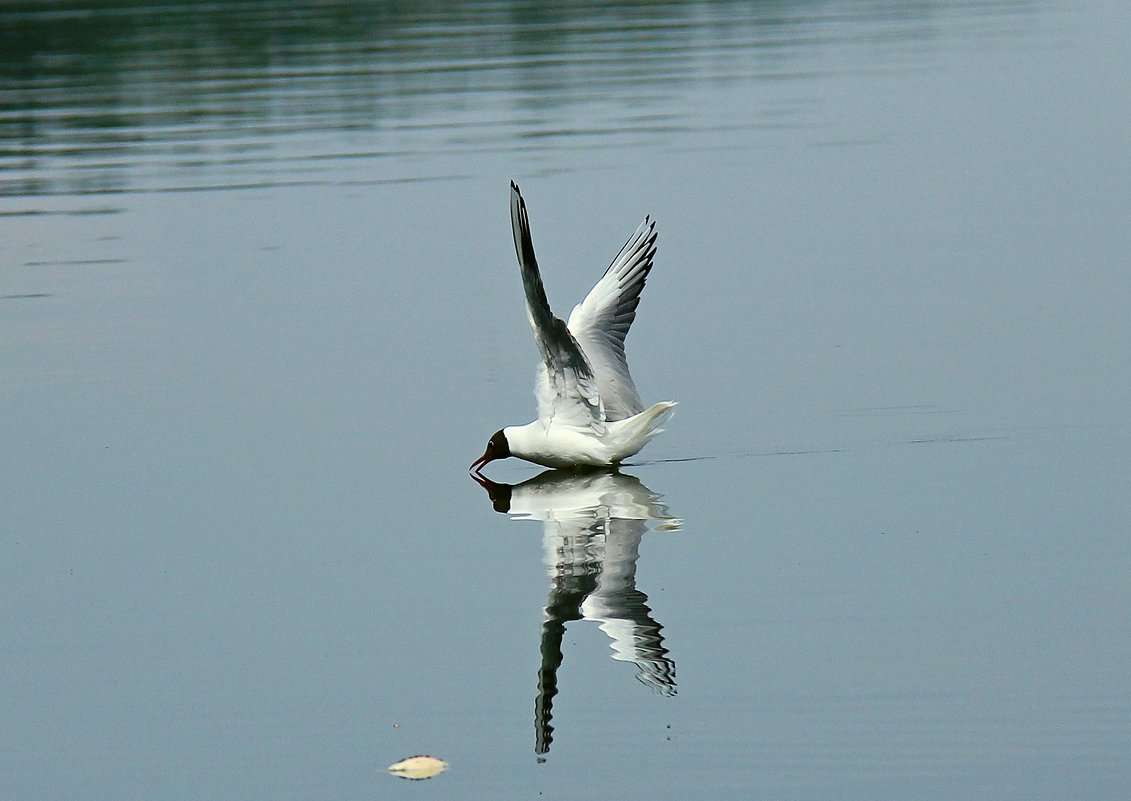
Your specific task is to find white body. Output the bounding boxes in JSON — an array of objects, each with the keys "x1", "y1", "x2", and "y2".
[{"x1": 504, "y1": 401, "x2": 677, "y2": 468}]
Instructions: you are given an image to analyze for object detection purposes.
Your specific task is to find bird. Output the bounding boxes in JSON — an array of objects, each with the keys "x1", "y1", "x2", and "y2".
[{"x1": 471, "y1": 181, "x2": 676, "y2": 472}]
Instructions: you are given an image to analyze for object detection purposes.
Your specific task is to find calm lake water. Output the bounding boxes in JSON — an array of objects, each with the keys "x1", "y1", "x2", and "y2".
[{"x1": 3, "y1": 1, "x2": 1130, "y2": 798}]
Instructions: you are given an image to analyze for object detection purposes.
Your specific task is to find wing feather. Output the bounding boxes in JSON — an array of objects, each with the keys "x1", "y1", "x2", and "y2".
[
  {"x1": 566, "y1": 216, "x2": 657, "y2": 421},
  {"x1": 510, "y1": 182, "x2": 605, "y2": 432}
]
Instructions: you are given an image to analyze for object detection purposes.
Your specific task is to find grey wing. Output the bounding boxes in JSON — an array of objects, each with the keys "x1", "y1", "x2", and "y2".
[
  {"x1": 511, "y1": 182, "x2": 605, "y2": 431},
  {"x1": 566, "y1": 215, "x2": 657, "y2": 421}
]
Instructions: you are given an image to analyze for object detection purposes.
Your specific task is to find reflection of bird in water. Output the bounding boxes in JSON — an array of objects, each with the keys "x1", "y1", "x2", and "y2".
[{"x1": 472, "y1": 469, "x2": 682, "y2": 756}]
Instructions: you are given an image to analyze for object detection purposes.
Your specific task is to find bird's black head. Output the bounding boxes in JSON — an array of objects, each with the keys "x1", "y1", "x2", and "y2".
[{"x1": 470, "y1": 429, "x2": 511, "y2": 473}]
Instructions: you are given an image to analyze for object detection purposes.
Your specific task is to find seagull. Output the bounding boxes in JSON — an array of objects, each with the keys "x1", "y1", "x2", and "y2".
[{"x1": 471, "y1": 182, "x2": 677, "y2": 472}]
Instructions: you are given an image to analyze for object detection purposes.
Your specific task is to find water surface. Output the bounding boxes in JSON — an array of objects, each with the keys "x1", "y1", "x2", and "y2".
[{"x1": 2, "y1": 1, "x2": 1130, "y2": 799}]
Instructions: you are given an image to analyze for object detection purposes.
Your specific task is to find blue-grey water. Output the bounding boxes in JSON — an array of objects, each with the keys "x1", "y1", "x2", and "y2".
[{"x1": 2, "y1": 1, "x2": 1129, "y2": 798}]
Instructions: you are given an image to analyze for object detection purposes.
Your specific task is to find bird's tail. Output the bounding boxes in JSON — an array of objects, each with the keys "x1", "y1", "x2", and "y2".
[{"x1": 619, "y1": 401, "x2": 678, "y2": 445}]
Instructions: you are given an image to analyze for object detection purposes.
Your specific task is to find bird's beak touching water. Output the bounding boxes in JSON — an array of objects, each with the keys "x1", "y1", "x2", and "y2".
[
  {"x1": 471, "y1": 430, "x2": 509, "y2": 473},
  {"x1": 470, "y1": 449, "x2": 493, "y2": 473}
]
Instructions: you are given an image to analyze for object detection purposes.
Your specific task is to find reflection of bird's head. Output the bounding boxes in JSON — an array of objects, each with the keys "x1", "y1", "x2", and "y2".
[{"x1": 470, "y1": 471, "x2": 513, "y2": 513}]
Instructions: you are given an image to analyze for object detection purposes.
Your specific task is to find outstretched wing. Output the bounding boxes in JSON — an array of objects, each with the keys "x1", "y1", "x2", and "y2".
[
  {"x1": 566, "y1": 216, "x2": 657, "y2": 421},
  {"x1": 511, "y1": 181, "x2": 605, "y2": 432}
]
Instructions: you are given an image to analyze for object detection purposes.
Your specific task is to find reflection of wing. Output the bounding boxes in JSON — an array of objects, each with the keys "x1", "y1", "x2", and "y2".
[
  {"x1": 534, "y1": 549, "x2": 596, "y2": 756},
  {"x1": 474, "y1": 469, "x2": 680, "y2": 755},
  {"x1": 579, "y1": 517, "x2": 677, "y2": 695}
]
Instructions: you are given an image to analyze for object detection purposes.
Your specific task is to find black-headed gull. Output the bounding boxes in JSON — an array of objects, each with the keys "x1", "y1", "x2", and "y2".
[{"x1": 472, "y1": 182, "x2": 677, "y2": 472}]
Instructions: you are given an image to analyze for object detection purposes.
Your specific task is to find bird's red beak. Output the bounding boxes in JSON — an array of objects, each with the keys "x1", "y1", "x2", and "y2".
[{"x1": 470, "y1": 449, "x2": 493, "y2": 473}]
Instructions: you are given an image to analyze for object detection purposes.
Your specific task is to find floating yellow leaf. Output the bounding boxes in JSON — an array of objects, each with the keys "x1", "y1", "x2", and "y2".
[{"x1": 387, "y1": 755, "x2": 448, "y2": 780}]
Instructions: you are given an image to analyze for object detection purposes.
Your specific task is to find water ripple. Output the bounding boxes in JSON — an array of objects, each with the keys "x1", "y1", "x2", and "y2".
[{"x1": 0, "y1": 0, "x2": 1040, "y2": 196}]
